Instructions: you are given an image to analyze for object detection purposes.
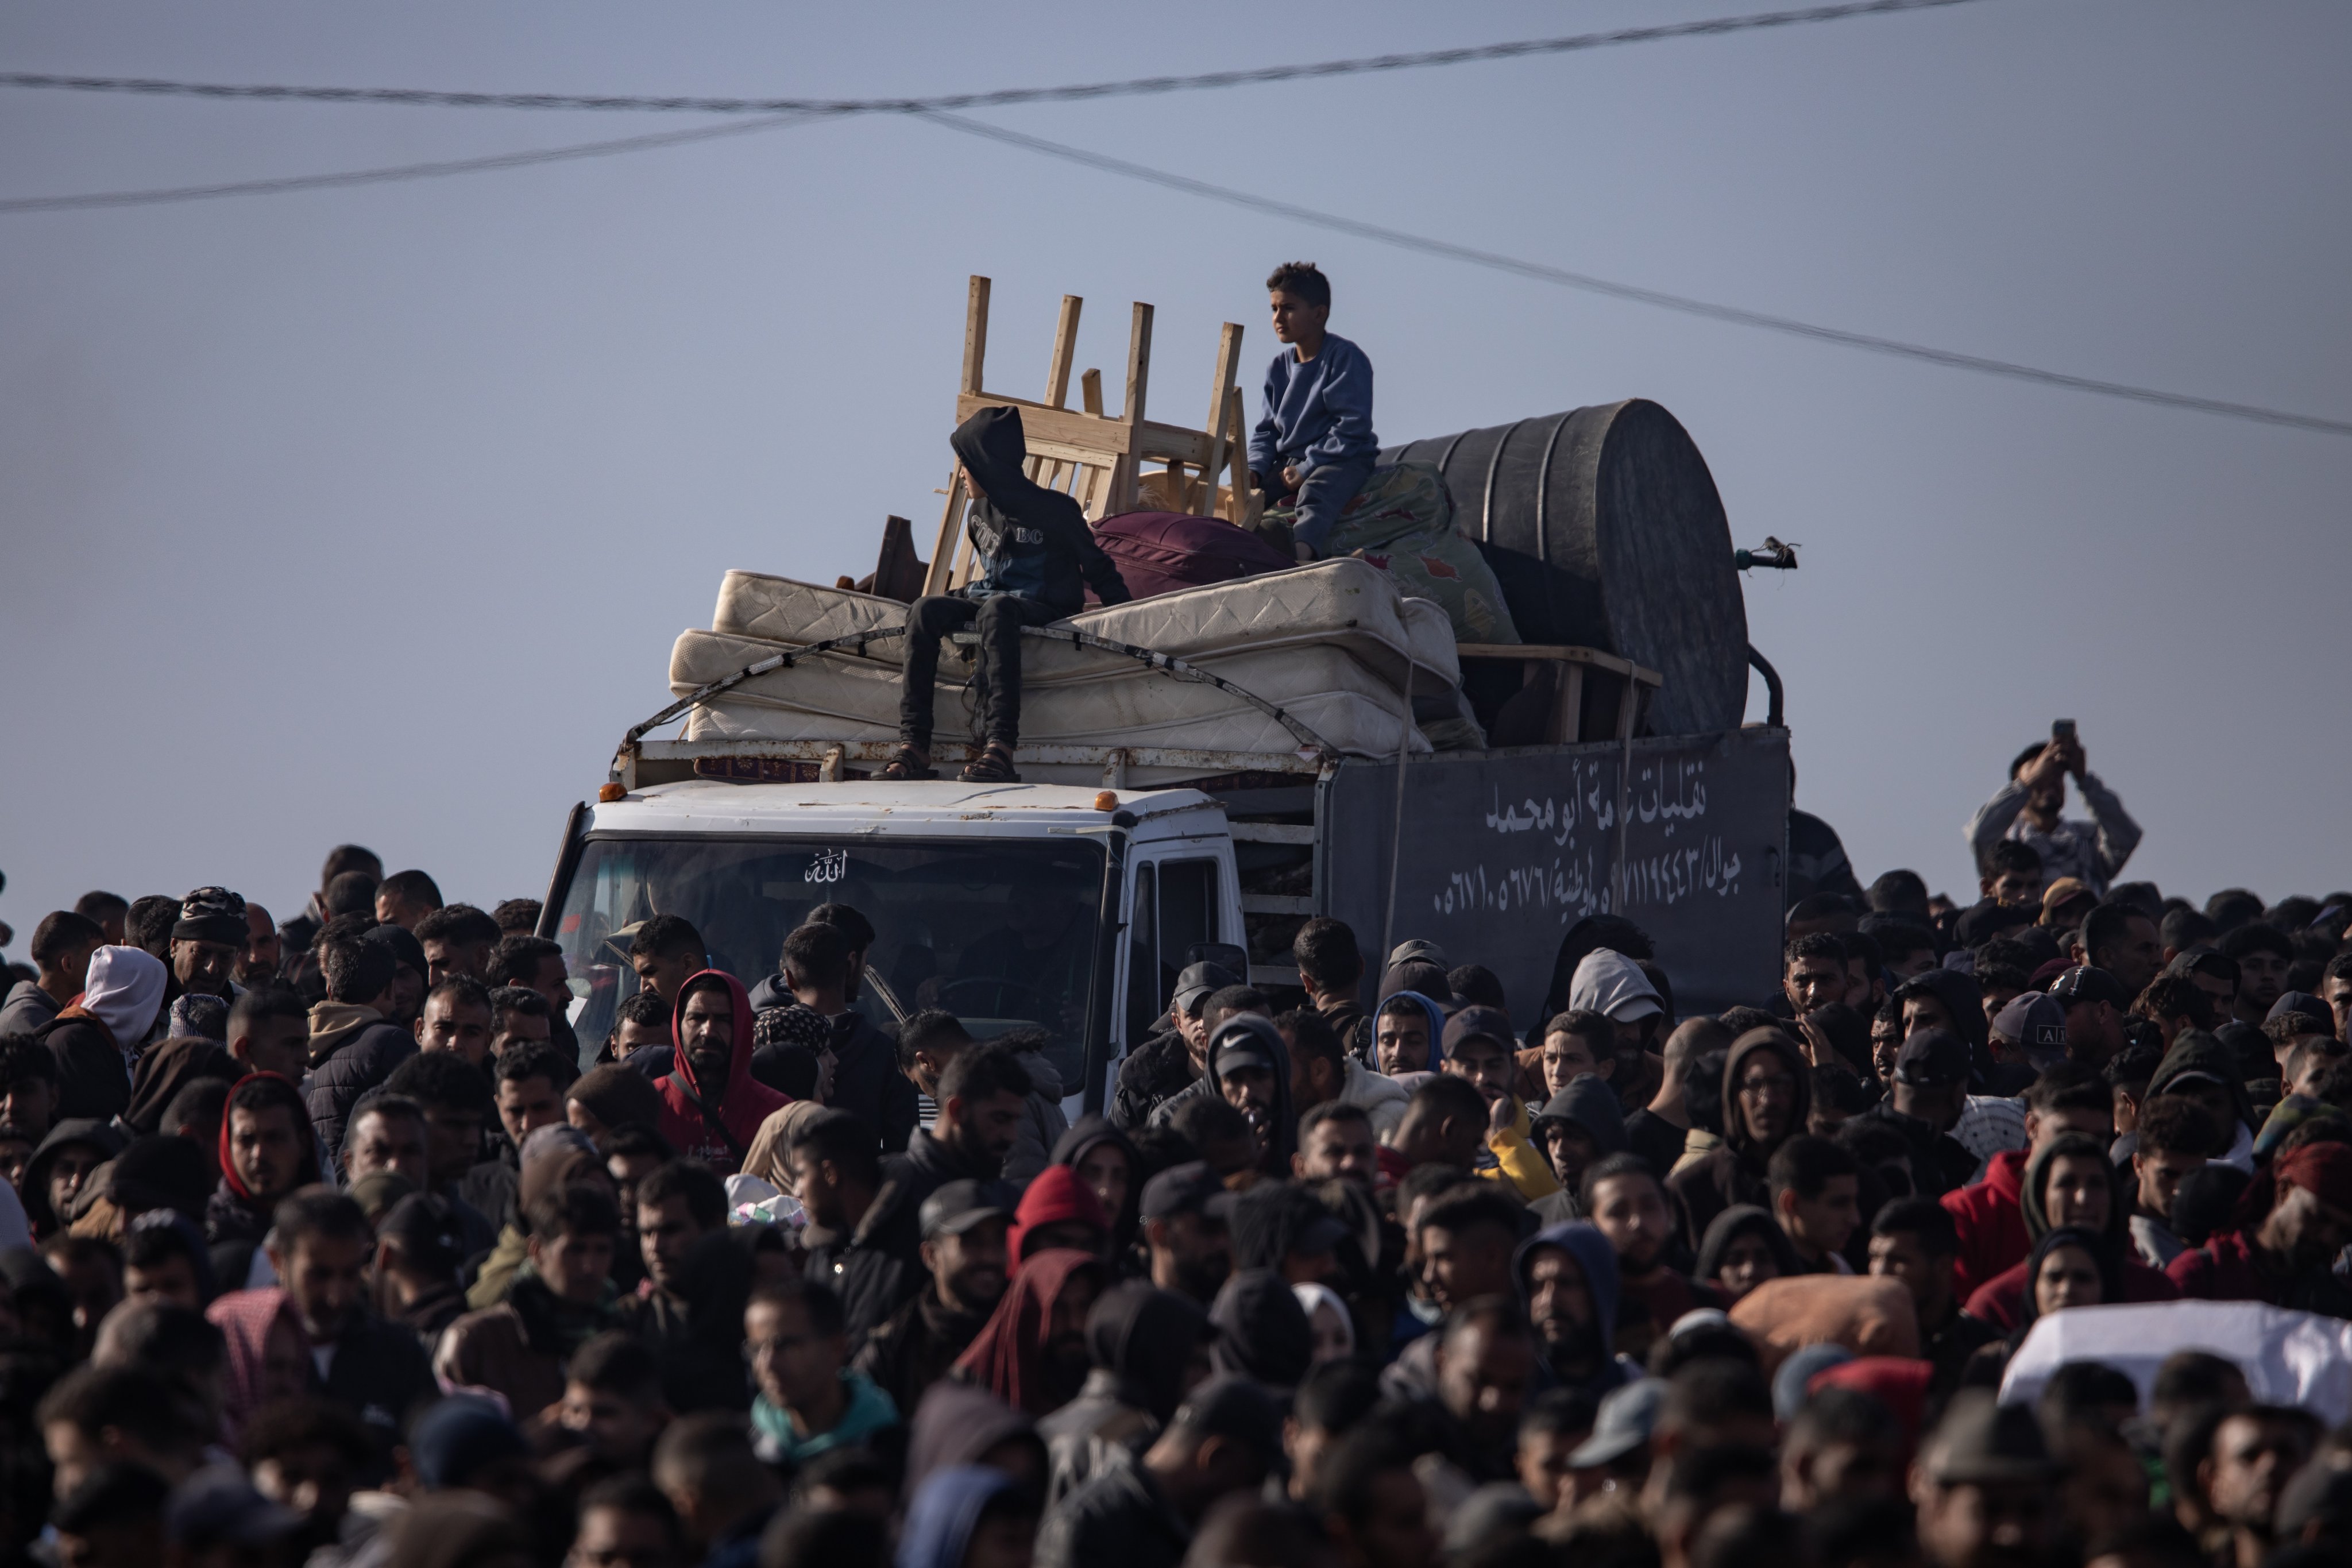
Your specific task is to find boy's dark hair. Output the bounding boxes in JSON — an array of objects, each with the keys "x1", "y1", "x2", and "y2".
[
  {"x1": 415, "y1": 903, "x2": 501, "y2": 951},
  {"x1": 528, "y1": 1183, "x2": 620, "y2": 1243},
  {"x1": 1580, "y1": 1152, "x2": 1663, "y2": 1212},
  {"x1": 320, "y1": 845, "x2": 383, "y2": 886},
  {"x1": 1544, "y1": 1010, "x2": 1615, "y2": 1053},
  {"x1": 786, "y1": 1109, "x2": 882, "y2": 1187},
  {"x1": 629, "y1": 914, "x2": 706, "y2": 964},
  {"x1": 1810, "y1": 1061, "x2": 1871, "y2": 1116},
  {"x1": 1786, "y1": 931, "x2": 1847, "y2": 968},
  {"x1": 780, "y1": 924, "x2": 852, "y2": 990},
  {"x1": 1292, "y1": 917, "x2": 1362, "y2": 990},
  {"x1": 229, "y1": 983, "x2": 308, "y2": 1034},
  {"x1": 750, "y1": 1277, "x2": 847, "y2": 1338},
  {"x1": 1293, "y1": 1357, "x2": 1382, "y2": 1435},
  {"x1": 1406, "y1": 1072, "x2": 1487, "y2": 1130},
  {"x1": 580, "y1": 1474, "x2": 681, "y2": 1538},
  {"x1": 94, "y1": 1300, "x2": 222, "y2": 1383},
  {"x1": 897, "y1": 1009, "x2": 974, "y2": 1071},
  {"x1": 2025, "y1": 1063, "x2": 2111, "y2": 1118},
  {"x1": 425, "y1": 974, "x2": 493, "y2": 1016},
  {"x1": 1447, "y1": 965, "x2": 1507, "y2": 1011},
  {"x1": 1866, "y1": 870, "x2": 1931, "y2": 915},
  {"x1": 75, "y1": 890, "x2": 131, "y2": 925},
  {"x1": 1312, "y1": 1424, "x2": 1416, "y2": 1519},
  {"x1": 2220, "y1": 922, "x2": 2293, "y2": 965},
  {"x1": 1265, "y1": 261, "x2": 1330, "y2": 309},
  {"x1": 37, "y1": 1364, "x2": 208, "y2": 1454},
  {"x1": 2135, "y1": 975, "x2": 2215, "y2": 1029},
  {"x1": 2162, "y1": 907, "x2": 2219, "y2": 953},
  {"x1": 492, "y1": 898, "x2": 542, "y2": 934},
  {"x1": 30, "y1": 911, "x2": 103, "y2": 965},
  {"x1": 485, "y1": 936, "x2": 562, "y2": 989},
  {"x1": 52, "y1": 1463, "x2": 169, "y2": 1535},
  {"x1": 638, "y1": 1160, "x2": 728, "y2": 1229},
  {"x1": 790, "y1": 1448, "x2": 893, "y2": 1509},
  {"x1": 228, "y1": 1072, "x2": 308, "y2": 1127},
  {"x1": 384, "y1": 1049, "x2": 496, "y2": 1117},
  {"x1": 127, "y1": 895, "x2": 180, "y2": 957},
  {"x1": 937, "y1": 1042, "x2": 1031, "y2": 1106},
  {"x1": 163, "y1": 1077, "x2": 230, "y2": 1138},
  {"x1": 2103, "y1": 1042, "x2": 2162, "y2": 1095},
  {"x1": 1415, "y1": 1184, "x2": 1521, "y2": 1245},
  {"x1": 1683, "y1": 1049, "x2": 1729, "y2": 1137},
  {"x1": 1870, "y1": 1196, "x2": 1957, "y2": 1255},
  {"x1": 493, "y1": 1040, "x2": 572, "y2": 1091},
  {"x1": 2080, "y1": 903, "x2": 2148, "y2": 968},
  {"x1": 804, "y1": 902, "x2": 876, "y2": 953},
  {"x1": 1980, "y1": 839, "x2": 2042, "y2": 880},
  {"x1": 2204, "y1": 890, "x2": 2266, "y2": 932},
  {"x1": 1842, "y1": 929, "x2": 1882, "y2": 970},
  {"x1": 350, "y1": 1091, "x2": 427, "y2": 1137},
  {"x1": 1789, "y1": 1385, "x2": 1899, "y2": 1454},
  {"x1": 489, "y1": 984, "x2": 551, "y2": 1023},
  {"x1": 272, "y1": 1189, "x2": 370, "y2": 1252},
  {"x1": 604, "y1": 1123, "x2": 676, "y2": 1164},
  {"x1": 323, "y1": 872, "x2": 379, "y2": 920},
  {"x1": 569, "y1": 1332, "x2": 666, "y2": 1403},
  {"x1": 0, "y1": 1038, "x2": 57, "y2": 1088},
  {"x1": 1277, "y1": 1008, "x2": 1344, "y2": 1068},
  {"x1": 241, "y1": 1395, "x2": 376, "y2": 1469},
  {"x1": 1202, "y1": 985, "x2": 1268, "y2": 1025},
  {"x1": 320, "y1": 933, "x2": 396, "y2": 1005},
  {"x1": 1296, "y1": 1100, "x2": 1370, "y2": 1142},
  {"x1": 1766, "y1": 1135, "x2": 1857, "y2": 1200},
  {"x1": 613, "y1": 989, "x2": 671, "y2": 1030},
  {"x1": 1396, "y1": 1162, "x2": 1467, "y2": 1214},
  {"x1": 121, "y1": 1215, "x2": 206, "y2": 1276},
  {"x1": 2037, "y1": 1360, "x2": 2138, "y2": 1427},
  {"x1": 1170, "y1": 1095, "x2": 1252, "y2": 1152},
  {"x1": 1716, "y1": 1006, "x2": 1779, "y2": 1037},
  {"x1": 378, "y1": 869, "x2": 443, "y2": 911},
  {"x1": 1860, "y1": 916, "x2": 1936, "y2": 964}
]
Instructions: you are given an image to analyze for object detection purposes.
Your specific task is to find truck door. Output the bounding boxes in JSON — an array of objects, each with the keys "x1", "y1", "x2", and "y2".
[{"x1": 1120, "y1": 854, "x2": 1225, "y2": 1052}]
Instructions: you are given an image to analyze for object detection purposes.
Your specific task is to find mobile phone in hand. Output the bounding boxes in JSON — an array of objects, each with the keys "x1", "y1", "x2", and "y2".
[{"x1": 2052, "y1": 720, "x2": 2076, "y2": 745}]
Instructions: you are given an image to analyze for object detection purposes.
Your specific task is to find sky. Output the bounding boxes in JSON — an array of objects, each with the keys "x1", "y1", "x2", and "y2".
[{"x1": 3, "y1": 0, "x2": 2349, "y2": 947}]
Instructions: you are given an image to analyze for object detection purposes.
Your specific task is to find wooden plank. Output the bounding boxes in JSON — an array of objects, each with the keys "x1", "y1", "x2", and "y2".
[
  {"x1": 1045, "y1": 296, "x2": 1082, "y2": 408},
  {"x1": 1080, "y1": 369, "x2": 1103, "y2": 416},
  {"x1": 1201, "y1": 322, "x2": 1242, "y2": 518},
  {"x1": 1115, "y1": 301, "x2": 1152, "y2": 515},
  {"x1": 922, "y1": 472, "x2": 965, "y2": 596},
  {"x1": 951, "y1": 395, "x2": 1217, "y2": 466},
  {"x1": 961, "y1": 276, "x2": 990, "y2": 396},
  {"x1": 1555, "y1": 663, "x2": 1586, "y2": 746}
]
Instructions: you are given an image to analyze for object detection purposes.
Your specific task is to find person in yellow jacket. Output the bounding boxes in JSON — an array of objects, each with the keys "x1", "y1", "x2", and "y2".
[{"x1": 1442, "y1": 1006, "x2": 1560, "y2": 1203}]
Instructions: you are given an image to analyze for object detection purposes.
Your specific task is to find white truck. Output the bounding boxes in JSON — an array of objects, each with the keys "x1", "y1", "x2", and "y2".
[{"x1": 542, "y1": 662, "x2": 1791, "y2": 1121}]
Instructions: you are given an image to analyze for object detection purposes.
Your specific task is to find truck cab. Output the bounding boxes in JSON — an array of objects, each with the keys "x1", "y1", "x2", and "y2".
[{"x1": 544, "y1": 778, "x2": 1246, "y2": 1118}]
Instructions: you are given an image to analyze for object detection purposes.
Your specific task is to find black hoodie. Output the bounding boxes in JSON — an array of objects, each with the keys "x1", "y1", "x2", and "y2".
[
  {"x1": 1666, "y1": 1028, "x2": 1812, "y2": 1253},
  {"x1": 950, "y1": 406, "x2": 1132, "y2": 613}
]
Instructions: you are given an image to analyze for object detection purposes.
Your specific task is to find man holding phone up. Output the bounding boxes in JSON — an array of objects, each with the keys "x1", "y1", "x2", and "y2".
[{"x1": 1965, "y1": 723, "x2": 2142, "y2": 898}]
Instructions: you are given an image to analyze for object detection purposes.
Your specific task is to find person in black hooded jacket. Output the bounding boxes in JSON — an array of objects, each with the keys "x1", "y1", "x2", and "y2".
[{"x1": 886, "y1": 405, "x2": 1131, "y2": 785}]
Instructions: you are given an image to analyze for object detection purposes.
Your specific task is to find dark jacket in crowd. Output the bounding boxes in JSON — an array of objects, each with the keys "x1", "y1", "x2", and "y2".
[
  {"x1": 22, "y1": 1119, "x2": 126, "y2": 1235},
  {"x1": 34, "y1": 1013, "x2": 132, "y2": 1124},
  {"x1": 1038, "y1": 1283, "x2": 1208, "y2": 1505},
  {"x1": 810, "y1": 1127, "x2": 1012, "y2": 1346},
  {"x1": 303, "y1": 1001, "x2": 418, "y2": 1161},
  {"x1": 1529, "y1": 1075, "x2": 1629, "y2": 1223},
  {"x1": 854, "y1": 1286, "x2": 993, "y2": 1419},
  {"x1": 1622, "y1": 1106, "x2": 1690, "y2": 1183},
  {"x1": 1513, "y1": 1221, "x2": 1637, "y2": 1402},
  {"x1": 743, "y1": 982, "x2": 920, "y2": 1153},
  {"x1": 1034, "y1": 1447, "x2": 1191, "y2": 1568},
  {"x1": 319, "y1": 1311, "x2": 441, "y2": 1437},
  {"x1": 1109, "y1": 1028, "x2": 1196, "y2": 1132},
  {"x1": 1667, "y1": 1028, "x2": 1811, "y2": 1252},
  {"x1": 629, "y1": 1229, "x2": 756, "y2": 1413},
  {"x1": 952, "y1": 405, "x2": 1133, "y2": 613},
  {"x1": 1852, "y1": 1100, "x2": 1978, "y2": 1202}
]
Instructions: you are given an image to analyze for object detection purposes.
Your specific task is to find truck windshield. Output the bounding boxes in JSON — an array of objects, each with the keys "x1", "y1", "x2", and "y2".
[{"x1": 552, "y1": 834, "x2": 1107, "y2": 1091}]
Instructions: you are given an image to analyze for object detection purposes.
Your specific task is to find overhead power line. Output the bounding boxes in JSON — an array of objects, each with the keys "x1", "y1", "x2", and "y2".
[
  {"x1": 916, "y1": 110, "x2": 2352, "y2": 441},
  {"x1": 0, "y1": 0, "x2": 1990, "y2": 115},
  {"x1": 0, "y1": 114, "x2": 809, "y2": 213}
]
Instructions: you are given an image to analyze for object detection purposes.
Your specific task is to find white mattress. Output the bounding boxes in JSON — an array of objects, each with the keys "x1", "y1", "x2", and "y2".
[
  {"x1": 671, "y1": 630, "x2": 1428, "y2": 759},
  {"x1": 707, "y1": 560, "x2": 1458, "y2": 693}
]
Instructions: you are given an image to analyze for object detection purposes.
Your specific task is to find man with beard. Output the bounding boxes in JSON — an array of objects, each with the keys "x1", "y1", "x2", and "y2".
[
  {"x1": 1111, "y1": 963, "x2": 1233, "y2": 1132},
  {"x1": 168, "y1": 888, "x2": 250, "y2": 1004},
  {"x1": 854, "y1": 1179, "x2": 1010, "y2": 1413},
  {"x1": 1667, "y1": 1027, "x2": 1811, "y2": 1251},
  {"x1": 1528, "y1": 1075, "x2": 1628, "y2": 1225},
  {"x1": 414, "y1": 903, "x2": 502, "y2": 986},
  {"x1": 1291, "y1": 1100, "x2": 1380, "y2": 1187},
  {"x1": 654, "y1": 971, "x2": 786, "y2": 1177},
  {"x1": 1141, "y1": 1161, "x2": 1237, "y2": 1307},
  {"x1": 1867, "y1": 1199, "x2": 1998, "y2": 1407},
  {"x1": 1153, "y1": 1014, "x2": 1296, "y2": 1174},
  {"x1": 2198, "y1": 1405, "x2": 2320, "y2": 1568},
  {"x1": 1910, "y1": 1393, "x2": 2063, "y2": 1568},
  {"x1": 2169, "y1": 1139, "x2": 2352, "y2": 1315},
  {"x1": 1966, "y1": 733, "x2": 2140, "y2": 898},
  {"x1": 207, "y1": 1074, "x2": 318, "y2": 1254},
  {"x1": 629, "y1": 1158, "x2": 755, "y2": 1412},
  {"x1": 2072, "y1": 904, "x2": 2164, "y2": 1007},
  {"x1": 262, "y1": 1188, "x2": 437, "y2": 1437},
  {"x1": 1514, "y1": 1221, "x2": 1632, "y2": 1399},
  {"x1": 1584, "y1": 1153, "x2": 1712, "y2": 1365}
]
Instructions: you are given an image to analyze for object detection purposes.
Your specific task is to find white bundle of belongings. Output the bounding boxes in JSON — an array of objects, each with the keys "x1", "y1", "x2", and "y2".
[
  {"x1": 666, "y1": 558, "x2": 1485, "y2": 781},
  {"x1": 1998, "y1": 1300, "x2": 2352, "y2": 1425}
]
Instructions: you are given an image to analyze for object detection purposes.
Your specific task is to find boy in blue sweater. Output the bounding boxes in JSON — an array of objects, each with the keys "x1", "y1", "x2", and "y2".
[{"x1": 1248, "y1": 261, "x2": 1378, "y2": 557}]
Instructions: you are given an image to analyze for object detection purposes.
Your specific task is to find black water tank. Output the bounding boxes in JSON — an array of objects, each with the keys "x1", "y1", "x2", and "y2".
[{"x1": 1378, "y1": 399, "x2": 1747, "y2": 737}]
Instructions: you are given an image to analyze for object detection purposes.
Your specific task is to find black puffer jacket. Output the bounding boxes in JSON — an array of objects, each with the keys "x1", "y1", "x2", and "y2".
[
  {"x1": 302, "y1": 1003, "x2": 418, "y2": 1161},
  {"x1": 1108, "y1": 1029, "x2": 1195, "y2": 1132}
]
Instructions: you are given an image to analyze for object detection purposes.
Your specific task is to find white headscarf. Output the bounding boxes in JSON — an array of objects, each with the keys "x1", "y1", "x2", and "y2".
[
  {"x1": 1293, "y1": 1280, "x2": 1357, "y2": 1362},
  {"x1": 79, "y1": 945, "x2": 168, "y2": 1047}
]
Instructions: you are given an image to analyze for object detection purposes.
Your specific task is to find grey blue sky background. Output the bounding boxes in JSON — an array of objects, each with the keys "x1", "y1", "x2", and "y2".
[{"x1": 3, "y1": 0, "x2": 2348, "y2": 941}]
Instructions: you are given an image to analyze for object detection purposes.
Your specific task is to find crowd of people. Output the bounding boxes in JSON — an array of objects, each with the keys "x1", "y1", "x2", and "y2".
[{"x1": 3, "y1": 769, "x2": 2352, "y2": 1568}]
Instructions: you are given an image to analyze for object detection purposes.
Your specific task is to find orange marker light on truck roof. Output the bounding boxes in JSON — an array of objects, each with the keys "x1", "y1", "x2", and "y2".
[
  {"x1": 598, "y1": 783, "x2": 626, "y2": 802},
  {"x1": 1094, "y1": 791, "x2": 1118, "y2": 811}
]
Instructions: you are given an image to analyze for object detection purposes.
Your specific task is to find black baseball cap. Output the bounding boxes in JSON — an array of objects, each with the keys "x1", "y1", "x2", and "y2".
[
  {"x1": 2047, "y1": 966, "x2": 2127, "y2": 1011},
  {"x1": 1442, "y1": 1005, "x2": 1515, "y2": 1059},
  {"x1": 1210, "y1": 1014, "x2": 1283, "y2": 1077},
  {"x1": 1173, "y1": 962, "x2": 1239, "y2": 1017},
  {"x1": 1893, "y1": 1028, "x2": 1972, "y2": 1089},
  {"x1": 1169, "y1": 1376, "x2": 1283, "y2": 1461},
  {"x1": 1140, "y1": 1160, "x2": 1239, "y2": 1222},
  {"x1": 919, "y1": 1179, "x2": 1011, "y2": 1241}
]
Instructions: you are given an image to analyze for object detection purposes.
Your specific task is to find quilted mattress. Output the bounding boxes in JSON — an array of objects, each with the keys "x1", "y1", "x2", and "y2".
[{"x1": 710, "y1": 558, "x2": 1459, "y2": 694}]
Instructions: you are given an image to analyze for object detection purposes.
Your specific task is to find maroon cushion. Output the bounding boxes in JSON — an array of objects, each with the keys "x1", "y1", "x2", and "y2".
[{"x1": 1086, "y1": 511, "x2": 1293, "y2": 603}]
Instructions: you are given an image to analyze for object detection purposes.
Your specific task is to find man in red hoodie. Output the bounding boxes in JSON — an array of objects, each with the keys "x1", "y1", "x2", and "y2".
[
  {"x1": 2169, "y1": 1140, "x2": 2352, "y2": 1317},
  {"x1": 1942, "y1": 1065, "x2": 2112, "y2": 1300},
  {"x1": 656, "y1": 971, "x2": 787, "y2": 1176}
]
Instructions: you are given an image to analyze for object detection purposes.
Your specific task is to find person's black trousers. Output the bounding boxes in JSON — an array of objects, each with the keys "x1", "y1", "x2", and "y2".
[{"x1": 898, "y1": 592, "x2": 1063, "y2": 750}]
